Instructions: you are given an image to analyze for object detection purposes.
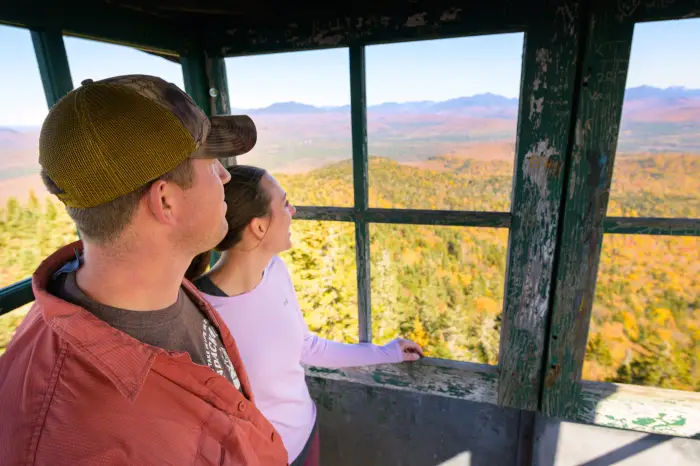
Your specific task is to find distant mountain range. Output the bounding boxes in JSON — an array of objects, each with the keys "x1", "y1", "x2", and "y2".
[
  {"x1": 1, "y1": 85, "x2": 699, "y2": 178},
  {"x1": 227, "y1": 86, "x2": 700, "y2": 115},
  {"x1": 232, "y1": 91, "x2": 519, "y2": 116}
]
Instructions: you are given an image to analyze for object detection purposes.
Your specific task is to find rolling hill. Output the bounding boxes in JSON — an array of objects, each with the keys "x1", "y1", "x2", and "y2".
[{"x1": 1, "y1": 86, "x2": 698, "y2": 188}]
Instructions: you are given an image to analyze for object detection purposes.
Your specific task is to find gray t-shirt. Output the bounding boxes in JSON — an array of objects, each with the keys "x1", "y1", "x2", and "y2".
[{"x1": 49, "y1": 258, "x2": 242, "y2": 393}]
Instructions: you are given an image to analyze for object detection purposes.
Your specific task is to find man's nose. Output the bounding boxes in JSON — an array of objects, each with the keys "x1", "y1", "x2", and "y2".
[{"x1": 217, "y1": 160, "x2": 231, "y2": 184}]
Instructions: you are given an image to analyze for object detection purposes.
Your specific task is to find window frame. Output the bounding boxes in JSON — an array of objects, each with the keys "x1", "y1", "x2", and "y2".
[{"x1": 1, "y1": 0, "x2": 699, "y2": 438}]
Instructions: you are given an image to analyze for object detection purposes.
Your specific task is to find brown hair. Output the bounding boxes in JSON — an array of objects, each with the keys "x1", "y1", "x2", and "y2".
[
  {"x1": 42, "y1": 158, "x2": 194, "y2": 244},
  {"x1": 185, "y1": 165, "x2": 271, "y2": 281}
]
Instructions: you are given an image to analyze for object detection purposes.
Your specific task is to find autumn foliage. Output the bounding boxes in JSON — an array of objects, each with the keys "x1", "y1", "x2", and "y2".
[{"x1": 0, "y1": 153, "x2": 697, "y2": 392}]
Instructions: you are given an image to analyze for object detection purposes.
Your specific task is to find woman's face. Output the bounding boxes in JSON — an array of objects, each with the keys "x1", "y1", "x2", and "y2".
[{"x1": 259, "y1": 173, "x2": 296, "y2": 254}]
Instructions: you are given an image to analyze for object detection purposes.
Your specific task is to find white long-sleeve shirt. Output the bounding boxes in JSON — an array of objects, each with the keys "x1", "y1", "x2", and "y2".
[{"x1": 197, "y1": 256, "x2": 404, "y2": 463}]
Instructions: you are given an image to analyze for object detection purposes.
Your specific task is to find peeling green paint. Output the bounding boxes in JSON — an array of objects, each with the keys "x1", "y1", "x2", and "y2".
[
  {"x1": 372, "y1": 371, "x2": 411, "y2": 388},
  {"x1": 633, "y1": 414, "x2": 687, "y2": 428},
  {"x1": 308, "y1": 367, "x2": 344, "y2": 376}
]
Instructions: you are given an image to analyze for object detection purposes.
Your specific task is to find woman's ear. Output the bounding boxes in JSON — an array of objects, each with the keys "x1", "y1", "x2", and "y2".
[{"x1": 249, "y1": 217, "x2": 269, "y2": 241}]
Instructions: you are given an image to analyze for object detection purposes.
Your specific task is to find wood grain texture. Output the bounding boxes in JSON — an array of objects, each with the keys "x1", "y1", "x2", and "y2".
[
  {"x1": 604, "y1": 217, "x2": 700, "y2": 236},
  {"x1": 294, "y1": 206, "x2": 511, "y2": 228},
  {"x1": 306, "y1": 362, "x2": 700, "y2": 438},
  {"x1": 541, "y1": 0, "x2": 635, "y2": 418},
  {"x1": 576, "y1": 380, "x2": 700, "y2": 438},
  {"x1": 307, "y1": 358, "x2": 499, "y2": 404},
  {"x1": 613, "y1": 0, "x2": 700, "y2": 22},
  {"x1": 349, "y1": 45, "x2": 372, "y2": 343},
  {"x1": 497, "y1": 0, "x2": 582, "y2": 411},
  {"x1": 208, "y1": 1, "x2": 530, "y2": 57}
]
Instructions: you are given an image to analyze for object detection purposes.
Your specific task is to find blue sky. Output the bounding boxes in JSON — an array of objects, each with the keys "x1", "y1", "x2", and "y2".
[{"x1": 1, "y1": 18, "x2": 699, "y2": 126}]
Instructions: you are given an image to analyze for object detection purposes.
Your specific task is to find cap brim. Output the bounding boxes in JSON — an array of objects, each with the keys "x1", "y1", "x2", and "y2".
[{"x1": 192, "y1": 115, "x2": 257, "y2": 158}]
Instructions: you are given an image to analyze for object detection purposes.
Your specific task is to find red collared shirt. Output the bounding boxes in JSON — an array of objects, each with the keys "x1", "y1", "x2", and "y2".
[{"x1": 0, "y1": 241, "x2": 289, "y2": 465}]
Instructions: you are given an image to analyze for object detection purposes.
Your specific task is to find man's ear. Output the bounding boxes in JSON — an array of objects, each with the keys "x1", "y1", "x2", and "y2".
[{"x1": 144, "y1": 180, "x2": 175, "y2": 225}]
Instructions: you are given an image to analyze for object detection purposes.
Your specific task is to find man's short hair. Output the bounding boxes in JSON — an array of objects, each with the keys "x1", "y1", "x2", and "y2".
[{"x1": 42, "y1": 158, "x2": 194, "y2": 244}]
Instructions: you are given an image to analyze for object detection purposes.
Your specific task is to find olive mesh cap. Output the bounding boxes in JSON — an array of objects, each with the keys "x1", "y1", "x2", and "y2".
[{"x1": 39, "y1": 74, "x2": 257, "y2": 208}]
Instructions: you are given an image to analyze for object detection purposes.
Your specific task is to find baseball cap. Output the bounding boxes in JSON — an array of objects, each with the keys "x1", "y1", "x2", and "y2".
[{"x1": 39, "y1": 74, "x2": 257, "y2": 209}]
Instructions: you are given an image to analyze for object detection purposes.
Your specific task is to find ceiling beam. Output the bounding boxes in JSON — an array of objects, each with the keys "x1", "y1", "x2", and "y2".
[{"x1": 0, "y1": 2, "x2": 188, "y2": 56}]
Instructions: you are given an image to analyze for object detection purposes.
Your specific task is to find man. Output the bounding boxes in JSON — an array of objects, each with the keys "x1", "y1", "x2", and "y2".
[{"x1": 0, "y1": 75, "x2": 289, "y2": 465}]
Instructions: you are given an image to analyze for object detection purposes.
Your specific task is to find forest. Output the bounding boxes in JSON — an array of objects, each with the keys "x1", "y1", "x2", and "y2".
[{"x1": 0, "y1": 152, "x2": 698, "y2": 391}]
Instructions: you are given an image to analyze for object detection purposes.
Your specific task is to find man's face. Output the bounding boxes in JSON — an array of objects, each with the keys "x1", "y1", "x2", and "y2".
[{"x1": 175, "y1": 158, "x2": 231, "y2": 255}]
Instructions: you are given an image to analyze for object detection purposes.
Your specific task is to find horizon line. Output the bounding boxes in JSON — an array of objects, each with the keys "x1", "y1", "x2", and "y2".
[{"x1": 1, "y1": 84, "x2": 698, "y2": 129}]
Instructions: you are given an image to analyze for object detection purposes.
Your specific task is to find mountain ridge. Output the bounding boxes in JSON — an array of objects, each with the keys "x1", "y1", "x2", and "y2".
[{"x1": 2, "y1": 85, "x2": 698, "y2": 132}]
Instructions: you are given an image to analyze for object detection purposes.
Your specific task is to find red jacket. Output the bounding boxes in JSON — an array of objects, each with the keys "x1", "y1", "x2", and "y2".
[{"x1": 0, "y1": 241, "x2": 289, "y2": 465}]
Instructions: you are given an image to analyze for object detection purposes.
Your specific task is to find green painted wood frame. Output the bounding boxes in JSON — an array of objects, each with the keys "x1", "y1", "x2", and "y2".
[
  {"x1": 181, "y1": 49, "x2": 233, "y2": 269},
  {"x1": 2, "y1": 0, "x2": 700, "y2": 439},
  {"x1": 0, "y1": 2, "x2": 185, "y2": 56},
  {"x1": 540, "y1": 0, "x2": 700, "y2": 438},
  {"x1": 31, "y1": 29, "x2": 74, "y2": 108}
]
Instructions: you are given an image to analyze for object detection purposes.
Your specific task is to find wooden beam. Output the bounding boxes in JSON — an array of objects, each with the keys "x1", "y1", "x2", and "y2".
[
  {"x1": 30, "y1": 30, "x2": 74, "y2": 108},
  {"x1": 306, "y1": 358, "x2": 499, "y2": 404},
  {"x1": 575, "y1": 380, "x2": 700, "y2": 438},
  {"x1": 0, "y1": 278, "x2": 33, "y2": 317},
  {"x1": 181, "y1": 51, "x2": 232, "y2": 119},
  {"x1": 306, "y1": 361, "x2": 700, "y2": 438},
  {"x1": 541, "y1": 0, "x2": 635, "y2": 419},
  {"x1": 181, "y1": 52, "x2": 212, "y2": 115},
  {"x1": 294, "y1": 206, "x2": 511, "y2": 228},
  {"x1": 363, "y1": 208, "x2": 511, "y2": 228},
  {"x1": 349, "y1": 44, "x2": 372, "y2": 343},
  {"x1": 617, "y1": 0, "x2": 700, "y2": 23},
  {"x1": 604, "y1": 217, "x2": 700, "y2": 237},
  {"x1": 497, "y1": 0, "x2": 583, "y2": 411},
  {"x1": 205, "y1": 0, "x2": 530, "y2": 57},
  {"x1": 181, "y1": 50, "x2": 232, "y2": 267},
  {"x1": 0, "y1": 2, "x2": 187, "y2": 56},
  {"x1": 208, "y1": 57, "x2": 231, "y2": 116}
]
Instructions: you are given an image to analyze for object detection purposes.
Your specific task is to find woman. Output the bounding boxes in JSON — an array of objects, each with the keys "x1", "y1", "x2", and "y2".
[{"x1": 187, "y1": 165, "x2": 423, "y2": 466}]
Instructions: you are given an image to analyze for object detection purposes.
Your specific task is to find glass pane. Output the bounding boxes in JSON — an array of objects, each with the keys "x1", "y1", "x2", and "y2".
[
  {"x1": 610, "y1": 18, "x2": 700, "y2": 218},
  {"x1": 226, "y1": 50, "x2": 353, "y2": 207},
  {"x1": 0, "y1": 26, "x2": 80, "y2": 290},
  {"x1": 584, "y1": 234, "x2": 699, "y2": 391},
  {"x1": 0, "y1": 25, "x2": 50, "y2": 204},
  {"x1": 366, "y1": 34, "x2": 524, "y2": 212},
  {"x1": 0, "y1": 195, "x2": 79, "y2": 288},
  {"x1": 370, "y1": 224, "x2": 508, "y2": 364},
  {"x1": 64, "y1": 36, "x2": 185, "y2": 90},
  {"x1": 281, "y1": 220, "x2": 358, "y2": 343}
]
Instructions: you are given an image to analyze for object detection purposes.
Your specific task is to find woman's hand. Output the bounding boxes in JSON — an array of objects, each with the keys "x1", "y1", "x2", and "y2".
[{"x1": 396, "y1": 338, "x2": 424, "y2": 362}]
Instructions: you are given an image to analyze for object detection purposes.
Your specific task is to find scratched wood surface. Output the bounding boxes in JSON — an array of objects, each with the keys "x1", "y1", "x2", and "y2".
[
  {"x1": 604, "y1": 217, "x2": 700, "y2": 236},
  {"x1": 209, "y1": 57, "x2": 230, "y2": 116},
  {"x1": 210, "y1": 1, "x2": 531, "y2": 57},
  {"x1": 541, "y1": 0, "x2": 636, "y2": 418},
  {"x1": 616, "y1": 0, "x2": 700, "y2": 22},
  {"x1": 294, "y1": 206, "x2": 511, "y2": 228},
  {"x1": 307, "y1": 362, "x2": 700, "y2": 438},
  {"x1": 307, "y1": 359, "x2": 499, "y2": 405},
  {"x1": 576, "y1": 380, "x2": 700, "y2": 438},
  {"x1": 497, "y1": 0, "x2": 582, "y2": 411},
  {"x1": 349, "y1": 45, "x2": 372, "y2": 343}
]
